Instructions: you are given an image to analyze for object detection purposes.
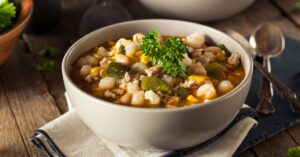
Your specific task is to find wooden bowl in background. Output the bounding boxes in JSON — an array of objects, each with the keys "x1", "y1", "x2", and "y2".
[{"x1": 0, "y1": 0, "x2": 33, "y2": 65}]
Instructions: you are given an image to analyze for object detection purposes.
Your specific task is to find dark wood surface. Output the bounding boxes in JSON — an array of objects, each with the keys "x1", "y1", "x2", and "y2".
[{"x1": 1, "y1": 0, "x2": 300, "y2": 156}]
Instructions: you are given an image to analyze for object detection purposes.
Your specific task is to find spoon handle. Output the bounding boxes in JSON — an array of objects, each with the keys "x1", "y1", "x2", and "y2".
[
  {"x1": 254, "y1": 61, "x2": 300, "y2": 112},
  {"x1": 256, "y1": 56, "x2": 275, "y2": 114}
]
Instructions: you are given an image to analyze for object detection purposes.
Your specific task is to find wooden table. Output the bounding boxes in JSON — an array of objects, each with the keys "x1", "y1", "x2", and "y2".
[{"x1": 1, "y1": 0, "x2": 300, "y2": 156}]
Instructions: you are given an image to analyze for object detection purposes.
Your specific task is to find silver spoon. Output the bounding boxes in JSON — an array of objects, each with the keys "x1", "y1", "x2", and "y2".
[
  {"x1": 224, "y1": 29, "x2": 300, "y2": 113},
  {"x1": 249, "y1": 23, "x2": 285, "y2": 114}
]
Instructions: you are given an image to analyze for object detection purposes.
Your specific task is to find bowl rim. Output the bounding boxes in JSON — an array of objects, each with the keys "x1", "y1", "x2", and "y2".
[
  {"x1": 0, "y1": 0, "x2": 33, "y2": 41},
  {"x1": 62, "y1": 19, "x2": 253, "y2": 113}
]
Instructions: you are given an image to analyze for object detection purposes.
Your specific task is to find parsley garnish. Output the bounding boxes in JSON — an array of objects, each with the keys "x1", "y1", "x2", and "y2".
[
  {"x1": 287, "y1": 146, "x2": 300, "y2": 157},
  {"x1": 140, "y1": 30, "x2": 189, "y2": 77},
  {"x1": 36, "y1": 60, "x2": 55, "y2": 72},
  {"x1": 296, "y1": 0, "x2": 300, "y2": 11},
  {"x1": 0, "y1": 0, "x2": 16, "y2": 34},
  {"x1": 36, "y1": 47, "x2": 63, "y2": 57}
]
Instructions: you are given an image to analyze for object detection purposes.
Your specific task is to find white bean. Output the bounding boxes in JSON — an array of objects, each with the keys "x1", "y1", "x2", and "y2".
[
  {"x1": 85, "y1": 55, "x2": 99, "y2": 66},
  {"x1": 80, "y1": 65, "x2": 91, "y2": 77},
  {"x1": 97, "y1": 47, "x2": 108, "y2": 57},
  {"x1": 116, "y1": 38, "x2": 130, "y2": 53},
  {"x1": 133, "y1": 33, "x2": 145, "y2": 44},
  {"x1": 162, "y1": 75, "x2": 174, "y2": 86},
  {"x1": 99, "y1": 77, "x2": 116, "y2": 90},
  {"x1": 131, "y1": 91, "x2": 145, "y2": 106},
  {"x1": 190, "y1": 63, "x2": 207, "y2": 75},
  {"x1": 145, "y1": 90, "x2": 161, "y2": 105},
  {"x1": 218, "y1": 80, "x2": 234, "y2": 94},
  {"x1": 125, "y1": 42, "x2": 138, "y2": 56},
  {"x1": 205, "y1": 46, "x2": 222, "y2": 53},
  {"x1": 203, "y1": 52, "x2": 216, "y2": 63},
  {"x1": 115, "y1": 54, "x2": 130, "y2": 65},
  {"x1": 132, "y1": 62, "x2": 147, "y2": 74},
  {"x1": 77, "y1": 57, "x2": 88, "y2": 66},
  {"x1": 127, "y1": 82, "x2": 140, "y2": 93},
  {"x1": 196, "y1": 83, "x2": 217, "y2": 99},
  {"x1": 186, "y1": 32, "x2": 205, "y2": 48}
]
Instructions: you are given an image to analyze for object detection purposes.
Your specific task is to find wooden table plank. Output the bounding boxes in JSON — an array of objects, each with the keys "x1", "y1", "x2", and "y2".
[
  {"x1": 22, "y1": 0, "x2": 98, "y2": 113},
  {"x1": 272, "y1": 0, "x2": 300, "y2": 27},
  {"x1": 238, "y1": 150, "x2": 258, "y2": 157},
  {"x1": 244, "y1": 0, "x2": 300, "y2": 39},
  {"x1": 0, "y1": 41, "x2": 61, "y2": 157},
  {"x1": 253, "y1": 131, "x2": 298, "y2": 157},
  {"x1": 0, "y1": 75, "x2": 29, "y2": 157}
]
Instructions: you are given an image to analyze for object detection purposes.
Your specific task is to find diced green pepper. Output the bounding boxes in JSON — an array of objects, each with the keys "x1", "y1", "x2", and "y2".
[
  {"x1": 205, "y1": 62, "x2": 225, "y2": 79},
  {"x1": 141, "y1": 76, "x2": 170, "y2": 93},
  {"x1": 174, "y1": 87, "x2": 190, "y2": 98},
  {"x1": 106, "y1": 62, "x2": 129, "y2": 78}
]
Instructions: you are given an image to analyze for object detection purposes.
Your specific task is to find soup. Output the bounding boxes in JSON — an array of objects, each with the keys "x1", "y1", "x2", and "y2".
[{"x1": 70, "y1": 31, "x2": 245, "y2": 108}]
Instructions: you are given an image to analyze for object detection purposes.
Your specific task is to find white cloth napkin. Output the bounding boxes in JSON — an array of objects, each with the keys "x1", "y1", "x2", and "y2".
[{"x1": 31, "y1": 94, "x2": 257, "y2": 157}]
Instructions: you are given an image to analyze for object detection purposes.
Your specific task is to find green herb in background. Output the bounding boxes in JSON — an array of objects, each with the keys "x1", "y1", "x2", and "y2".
[
  {"x1": 0, "y1": 0, "x2": 16, "y2": 34},
  {"x1": 36, "y1": 60, "x2": 55, "y2": 72},
  {"x1": 296, "y1": 69, "x2": 300, "y2": 76},
  {"x1": 296, "y1": 0, "x2": 300, "y2": 11},
  {"x1": 36, "y1": 47, "x2": 63, "y2": 57},
  {"x1": 287, "y1": 146, "x2": 300, "y2": 157},
  {"x1": 140, "y1": 30, "x2": 188, "y2": 77}
]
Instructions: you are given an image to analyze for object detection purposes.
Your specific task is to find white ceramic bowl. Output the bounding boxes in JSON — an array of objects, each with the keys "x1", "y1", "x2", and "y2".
[
  {"x1": 139, "y1": 0, "x2": 255, "y2": 21},
  {"x1": 62, "y1": 19, "x2": 253, "y2": 150}
]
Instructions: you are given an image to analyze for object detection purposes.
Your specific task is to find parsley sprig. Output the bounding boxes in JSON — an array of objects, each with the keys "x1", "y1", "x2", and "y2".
[
  {"x1": 0, "y1": 0, "x2": 16, "y2": 34},
  {"x1": 287, "y1": 146, "x2": 300, "y2": 157},
  {"x1": 140, "y1": 30, "x2": 189, "y2": 77}
]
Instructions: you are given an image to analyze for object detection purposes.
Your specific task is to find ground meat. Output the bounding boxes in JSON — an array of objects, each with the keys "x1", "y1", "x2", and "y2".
[
  {"x1": 156, "y1": 91, "x2": 164, "y2": 97},
  {"x1": 85, "y1": 75, "x2": 93, "y2": 83},
  {"x1": 191, "y1": 49, "x2": 204, "y2": 61},
  {"x1": 99, "y1": 69, "x2": 106, "y2": 77},
  {"x1": 166, "y1": 96, "x2": 180, "y2": 106},
  {"x1": 145, "y1": 65, "x2": 161, "y2": 76},
  {"x1": 132, "y1": 79, "x2": 140, "y2": 85},
  {"x1": 124, "y1": 72, "x2": 131, "y2": 82},
  {"x1": 139, "y1": 75, "x2": 146, "y2": 81},
  {"x1": 119, "y1": 93, "x2": 132, "y2": 105},
  {"x1": 100, "y1": 57, "x2": 111, "y2": 69},
  {"x1": 228, "y1": 52, "x2": 240, "y2": 66},
  {"x1": 112, "y1": 88, "x2": 126, "y2": 95},
  {"x1": 179, "y1": 80, "x2": 197, "y2": 89},
  {"x1": 118, "y1": 78, "x2": 128, "y2": 89},
  {"x1": 104, "y1": 90, "x2": 117, "y2": 99}
]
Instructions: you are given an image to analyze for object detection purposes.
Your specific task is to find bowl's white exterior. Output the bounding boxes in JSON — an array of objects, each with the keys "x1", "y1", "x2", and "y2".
[
  {"x1": 62, "y1": 19, "x2": 253, "y2": 150},
  {"x1": 139, "y1": 0, "x2": 254, "y2": 21}
]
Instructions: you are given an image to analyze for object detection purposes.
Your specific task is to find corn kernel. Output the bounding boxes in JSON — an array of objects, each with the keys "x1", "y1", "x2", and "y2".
[
  {"x1": 110, "y1": 44, "x2": 116, "y2": 51},
  {"x1": 216, "y1": 50, "x2": 226, "y2": 61},
  {"x1": 126, "y1": 53, "x2": 138, "y2": 64},
  {"x1": 187, "y1": 95, "x2": 199, "y2": 103},
  {"x1": 94, "y1": 53, "x2": 102, "y2": 60},
  {"x1": 111, "y1": 52, "x2": 119, "y2": 60},
  {"x1": 140, "y1": 54, "x2": 151, "y2": 64},
  {"x1": 126, "y1": 54, "x2": 135, "y2": 59},
  {"x1": 90, "y1": 67, "x2": 101, "y2": 75},
  {"x1": 135, "y1": 50, "x2": 143, "y2": 57},
  {"x1": 188, "y1": 75, "x2": 208, "y2": 84},
  {"x1": 108, "y1": 41, "x2": 115, "y2": 46}
]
